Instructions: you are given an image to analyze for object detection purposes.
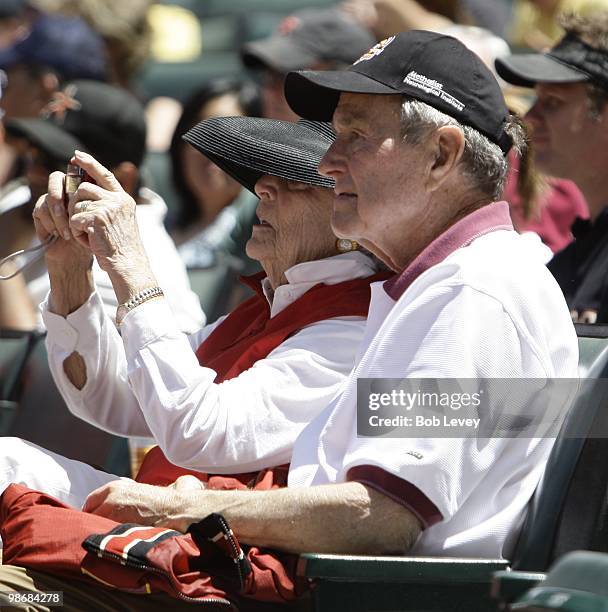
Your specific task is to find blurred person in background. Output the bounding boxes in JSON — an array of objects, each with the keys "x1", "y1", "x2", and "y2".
[
  {"x1": 510, "y1": 0, "x2": 608, "y2": 50},
  {"x1": 341, "y1": 0, "x2": 466, "y2": 38},
  {"x1": 168, "y1": 79, "x2": 263, "y2": 320},
  {"x1": 0, "y1": 0, "x2": 31, "y2": 51},
  {"x1": 0, "y1": 11, "x2": 106, "y2": 192},
  {"x1": 0, "y1": 80, "x2": 204, "y2": 332},
  {"x1": 0, "y1": 34, "x2": 34, "y2": 331},
  {"x1": 30, "y1": 0, "x2": 152, "y2": 89},
  {"x1": 241, "y1": 7, "x2": 375, "y2": 120},
  {"x1": 169, "y1": 80, "x2": 260, "y2": 262},
  {"x1": 0, "y1": 12, "x2": 106, "y2": 121},
  {"x1": 460, "y1": 0, "x2": 514, "y2": 39},
  {"x1": 498, "y1": 12, "x2": 608, "y2": 323},
  {"x1": 503, "y1": 147, "x2": 588, "y2": 254}
]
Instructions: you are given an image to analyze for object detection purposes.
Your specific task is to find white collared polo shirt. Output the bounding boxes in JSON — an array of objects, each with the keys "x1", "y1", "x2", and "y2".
[{"x1": 288, "y1": 202, "x2": 578, "y2": 558}]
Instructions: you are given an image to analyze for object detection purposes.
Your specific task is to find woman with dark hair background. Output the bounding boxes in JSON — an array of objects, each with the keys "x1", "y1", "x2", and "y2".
[{"x1": 168, "y1": 78, "x2": 263, "y2": 319}]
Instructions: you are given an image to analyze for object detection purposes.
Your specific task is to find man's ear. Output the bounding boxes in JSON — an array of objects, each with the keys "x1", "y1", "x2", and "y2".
[
  {"x1": 426, "y1": 125, "x2": 465, "y2": 192},
  {"x1": 112, "y1": 161, "x2": 139, "y2": 197}
]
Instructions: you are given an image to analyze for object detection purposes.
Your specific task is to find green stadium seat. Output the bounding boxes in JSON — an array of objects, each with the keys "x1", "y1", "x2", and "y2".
[
  {"x1": 0, "y1": 400, "x2": 16, "y2": 436},
  {"x1": 0, "y1": 329, "x2": 44, "y2": 435},
  {"x1": 0, "y1": 329, "x2": 43, "y2": 402},
  {"x1": 188, "y1": 264, "x2": 234, "y2": 322},
  {"x1": 510, "y1": 551, "x2": 608, "y2": 611},
  {"x1": 491, "y1": 569, "x2": 546, "y2": 606},
  {"x1": 240, "y1": 12, "x2": 288, "y2": 44},
  {"x1": 202, "y1": 0, "x2": 335, "y2": 18},
  {"x1": 136, "y1": 53, "x2": 244, "y2": 103},
  {"x1": 140, "y1": 151, "x2": 181, "y2": 221},
  {"x1": 200, "y1": 15, "x2": 240, "y2": 52},
  {"x1": 300, "y1": 555, "x2": 508, "y2": 612},
  {"x1": 299, "y1": 327, "x2": 608, "y2": 611},
  {"x1": 186, "y1": 190, "x2": 261, "y2": 323},
  {"x1": 8, "y1": 333, "x2": 130, "y2": 476}
]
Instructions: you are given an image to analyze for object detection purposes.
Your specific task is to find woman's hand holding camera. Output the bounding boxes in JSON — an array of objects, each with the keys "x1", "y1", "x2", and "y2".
[
  {"x1": 32, "y1": 163, "x2": 92, "y2": 271},
  {"x1": 34, "y1": 150, "x2": 157, "y2": 305}
]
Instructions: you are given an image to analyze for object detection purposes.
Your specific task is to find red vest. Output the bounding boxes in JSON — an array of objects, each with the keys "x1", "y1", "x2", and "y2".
[{"x1": 136, "y1": 270, "x2": 390, "y2": 485}]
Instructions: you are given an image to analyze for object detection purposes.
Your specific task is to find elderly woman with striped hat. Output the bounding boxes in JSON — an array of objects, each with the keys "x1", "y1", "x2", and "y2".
[{"x1": 0, "y1": 116, "x2": 387, "y2": 506}]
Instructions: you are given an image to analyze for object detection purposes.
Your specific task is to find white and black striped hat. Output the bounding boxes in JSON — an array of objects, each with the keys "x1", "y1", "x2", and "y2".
[{"x1": 182, "y1": 116, "x2": 335, "y2": 194}]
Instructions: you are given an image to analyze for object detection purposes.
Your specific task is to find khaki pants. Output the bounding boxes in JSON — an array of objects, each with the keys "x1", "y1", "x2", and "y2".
[
  {"x1": 0, "y1": 565, "x2": 300, "y2": 611},
  {"x1": 0, "y1": 565, "x2": 211, "y2": 611}
]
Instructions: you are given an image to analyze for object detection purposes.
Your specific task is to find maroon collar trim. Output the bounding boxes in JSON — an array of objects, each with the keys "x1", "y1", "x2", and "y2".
[{"x1": 384, "y1": 201, "x2": 513, "y2": 301}]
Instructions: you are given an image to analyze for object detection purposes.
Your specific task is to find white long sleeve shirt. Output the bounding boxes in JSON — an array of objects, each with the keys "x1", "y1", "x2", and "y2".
[{"x1": 42, "y1": 251, "x2": 378, "y2": 474}]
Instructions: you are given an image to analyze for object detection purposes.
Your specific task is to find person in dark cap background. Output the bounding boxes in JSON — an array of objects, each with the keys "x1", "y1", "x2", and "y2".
[
  {"x1": 0, "y1": 80, "x2": 204, "y2": 332},
  {"x1": 0, "y1": 12, "x2": 106, "y2": 120},
  {"x1": 241, "y1": 7, "x2": 375, "y2": 120},
  {"x1": 0, "y1": 0, "x2": 29, "y2": 49},
  {"x1": 497, "y1": 12, "x2": 608, "y2": 324},
  {"x1": 0, "y1": 31, "x2": 575, "y2": 585},
  {"x1": 0, "y1": 11, "x2": 107, "y2": 191}
]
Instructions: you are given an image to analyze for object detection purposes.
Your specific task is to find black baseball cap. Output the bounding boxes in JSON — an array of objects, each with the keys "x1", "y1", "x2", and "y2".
[
  {"x1": 495, "y1": 32, "x2": 608, "y2": 90},
  {"x1": 241, "y1": 8, "x2": 375, "y2": 73},
  {"x1": 5, "y1": 80, "x2": 147, "y2": 168},
  {"x1": 0, "y1": 14, "x2": 106, "y2": 81},
  {"x1": 285, "y1": 30, "x2": 513, "y2": 153}
]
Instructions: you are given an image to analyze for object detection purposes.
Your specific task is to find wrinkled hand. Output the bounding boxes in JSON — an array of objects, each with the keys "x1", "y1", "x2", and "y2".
[
  {"x1": 32, "y1": 169, "x2": 92, "y2": 269},
  {"x1": 83, "y1": 476, "x2": 205, "y2": 530},
  {"x1": 67, "y1": 151, "x2": 146, "y2": 275}
]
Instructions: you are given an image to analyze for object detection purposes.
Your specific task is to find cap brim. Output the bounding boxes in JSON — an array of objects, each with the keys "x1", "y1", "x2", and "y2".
[
  {"x1": 285, "y1": 70, "x2": 397, "y2": 121},
  {"x1": 183, "y1": 116, "x2": 335, "y2": 194},
  {"x1": 241, "y1": 36, "x2": 318, "y2": 73},
  {"x1": 495, "y1": 54, "x2": 590, "y2": 88},
  {"x1": 4, "y1": 118, "x2": 84, "y2": 163}
]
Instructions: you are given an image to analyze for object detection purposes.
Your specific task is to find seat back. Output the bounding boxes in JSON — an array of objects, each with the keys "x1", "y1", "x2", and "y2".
[
  {"x1": 512, "y1": 327, "x2": 608, "y2": 570},
  {"x1": 0, "y1": 329, "x2": 43, "y2": 435},
  {"x1": 9, "y1": 335, "x2": 130, "y2": 475},
  {"x1": 513, "y1": 551, "x2": 608, "y2": 611},
  {"x1": 0, "y1": 329, "x2": 42, "y2": 402}
]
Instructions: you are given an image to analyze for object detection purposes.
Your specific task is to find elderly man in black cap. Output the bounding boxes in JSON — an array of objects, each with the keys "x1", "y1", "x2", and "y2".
[
  {"x1": 496, "y1": 13, "x2": 608, "y2": 324},
  {"x1": 0, "y1": 30, "x2": 579, "y2": 609},
  {"x1": 241, "y1": 7, "x2": 375, "y2": 120}
]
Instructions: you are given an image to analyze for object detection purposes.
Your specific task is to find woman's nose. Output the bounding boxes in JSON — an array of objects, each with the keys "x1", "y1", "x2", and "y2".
[{"x1": 254, "y1": 174, "x2": 279, "y2": 200}]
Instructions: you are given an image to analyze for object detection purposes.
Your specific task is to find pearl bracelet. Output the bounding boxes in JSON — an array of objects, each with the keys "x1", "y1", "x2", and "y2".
[{"x1": 116, "y1": 286, "x2": 164, "y2": 326}]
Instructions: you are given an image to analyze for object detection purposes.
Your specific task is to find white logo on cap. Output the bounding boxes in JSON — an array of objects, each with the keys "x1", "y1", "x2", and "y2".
[
  {"x1": 404, "y1": 71, "x2": 465, "y2": 112},
  {"x1": 353, "y1": 36, "x2": 395, "y2": 65}
]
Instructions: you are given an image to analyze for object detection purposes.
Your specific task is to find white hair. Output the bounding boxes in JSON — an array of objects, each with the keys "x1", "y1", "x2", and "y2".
[{"x1": 400, "y1": 98, "x2": 526, "y2": 200}]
